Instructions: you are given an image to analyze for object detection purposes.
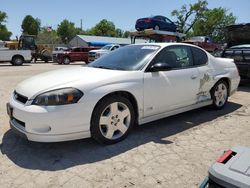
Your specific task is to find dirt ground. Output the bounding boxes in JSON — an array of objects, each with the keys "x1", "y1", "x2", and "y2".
[{"x1": 0, "y1": 62, "x2": 250, "y2": 188}]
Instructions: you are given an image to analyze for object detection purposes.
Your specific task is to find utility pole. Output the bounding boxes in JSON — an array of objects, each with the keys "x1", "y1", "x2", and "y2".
[{"x1": 80, "y1": 19, "x2": 83, "y2": 31}]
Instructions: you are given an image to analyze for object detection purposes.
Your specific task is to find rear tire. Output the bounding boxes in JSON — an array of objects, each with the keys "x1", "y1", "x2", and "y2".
[
  {"x1": 210, "y1": 80, "x2": 229, "y2": 110},
  {"x1": 91, "y1": 95, "x2": 135, "y2": 144},
  {"x1": 11, "y1": 56, "x2": 24, "y2": 66}
]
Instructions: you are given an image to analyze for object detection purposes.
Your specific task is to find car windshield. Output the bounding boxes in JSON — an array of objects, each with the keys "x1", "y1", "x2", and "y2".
[
  {"x1": 101, "y1": 45, "x2": 113, "y2": 50},
  {"x1": 88, "y1": 44, "x2": 160, "y2": 71}
]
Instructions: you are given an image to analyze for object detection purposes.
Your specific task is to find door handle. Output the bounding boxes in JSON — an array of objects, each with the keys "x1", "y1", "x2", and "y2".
[{"x1": 191, "y1": 75, "x2": 198, "y2": 79}]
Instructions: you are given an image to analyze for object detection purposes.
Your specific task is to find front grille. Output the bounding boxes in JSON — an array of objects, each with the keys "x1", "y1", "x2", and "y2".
[
  {"x1": 14, "y1": 91, "x2": 28, "y2": 104},
  {"x1": 13, "y1": 117, "x2": 25, "y2": 128},
  {"x1": 88, "y1": 52, "x2": 96, "y2": 57}
]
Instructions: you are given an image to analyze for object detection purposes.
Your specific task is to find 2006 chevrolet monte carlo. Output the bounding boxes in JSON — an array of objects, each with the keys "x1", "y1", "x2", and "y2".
[{"x1": 7, "y1": 43, "x2": 240, "y2": 144}]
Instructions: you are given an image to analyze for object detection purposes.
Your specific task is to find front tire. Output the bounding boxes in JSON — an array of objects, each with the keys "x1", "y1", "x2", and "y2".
[
  {"x1": 63, "y1": 57, "x2": 70, "y2": 64},
  {"x1": 211, "y1": 80, "x2": 229, "y2": 109},
  {"x1": 91, "y1": 95, "x2": 135, "y2": 144}
]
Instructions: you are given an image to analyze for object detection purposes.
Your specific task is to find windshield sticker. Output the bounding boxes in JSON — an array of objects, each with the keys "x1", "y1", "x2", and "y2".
[{"x1": 141, "y1": 46, "x2": 158, "y2": 50}]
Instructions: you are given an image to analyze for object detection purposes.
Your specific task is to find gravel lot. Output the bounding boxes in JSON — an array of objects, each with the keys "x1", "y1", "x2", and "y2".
[{"x1": 0, "y1": 62, "x2": 250, "y2": 188}]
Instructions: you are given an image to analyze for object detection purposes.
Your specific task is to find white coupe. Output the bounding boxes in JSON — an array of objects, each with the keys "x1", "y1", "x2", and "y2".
[{"x1": 7, "y1": 43, "x2": 240, "y2": 144}]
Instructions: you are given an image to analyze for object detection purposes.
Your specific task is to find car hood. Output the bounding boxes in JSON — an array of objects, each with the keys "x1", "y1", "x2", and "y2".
[
  {"x1": 92, "y1": 49, "x2": 109, "y2": 53},
  {"x1": 15, "y1": 66, "x2": 141, "y2": 99},
  {"x1": 89, "y1": 49, "x2": 109, "y2": 53}
]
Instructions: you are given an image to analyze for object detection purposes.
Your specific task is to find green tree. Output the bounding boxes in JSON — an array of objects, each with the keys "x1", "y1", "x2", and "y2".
[
  {"x1": 21, "y1": 15, "x2": 41, "y2": 35},
  {"x1": 88, "y1": 19, "x2": 116, "y2": 37},
  {"x1": 0, "y1": 11, "x2": 12, "y2": 40},
  {"x1": 57, "y1": 19, "x2": 77, "y2": 43},
  {"x1": 192, "y1": 8, "x2": 236, "y2": 42},
  {"x1": 115, "y1": 28, "x2": 123, "y2": 38},
  {"x1": 171, "y1": 0, "x2": 208, "y2": 34},
  {"x1": 123, "y1": 31, "x2": 130, "y2": 38},
  {"x1": 37, "y1": 27, "x2": 62, "y2": 44}
]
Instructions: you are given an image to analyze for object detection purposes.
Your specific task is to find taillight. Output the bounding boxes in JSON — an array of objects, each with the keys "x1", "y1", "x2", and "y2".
[
  {"x1": 217, "y1": 150, "x2": 236, "y2": 164},
  {"x1": 144, "y1": 18, "x2": 152, "y2": 22}
]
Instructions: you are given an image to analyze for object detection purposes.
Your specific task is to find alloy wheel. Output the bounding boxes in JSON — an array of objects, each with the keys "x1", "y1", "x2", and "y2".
[
  {"x1": 214, "y1": 83, "x2": 228, "y2": 107},
  {"x1": 99, "y1": 102, "x2": 131, "y2": 140}
]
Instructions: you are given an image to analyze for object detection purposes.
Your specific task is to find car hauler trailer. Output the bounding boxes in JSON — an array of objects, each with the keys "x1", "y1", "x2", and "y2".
[{"x1": 129, "y1": 29, "x2": 186, "y2": 44}]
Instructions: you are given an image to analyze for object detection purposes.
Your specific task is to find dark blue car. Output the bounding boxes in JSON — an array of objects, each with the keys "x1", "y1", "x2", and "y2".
[{"x1": 135, "y1": 15, "x2": 177, "y2": 32}]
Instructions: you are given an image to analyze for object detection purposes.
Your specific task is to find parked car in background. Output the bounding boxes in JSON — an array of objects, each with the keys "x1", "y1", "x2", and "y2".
[
  {"x1": 184, "y1": 36, "x2": 223, "y2": 53},
  {"x1": 54, "y1": 46, "x2": 68, "y2": 51},
  {"x1": 224, "y1": 23, "x2": 250, "y2": 48},
  {"x1": 52, "y1": 47, "x2": 68, "y2": 63},
  {"x1": 0, "y1": 48, "x2": 32, "y2": 66},
  {"x1": 53, "y1": 46, "x2": 98, "y2": 64},
  {"x1": 0, "y1": 40, "x2": 6, "y2": 48},
  {"x1": 222, "y1": 45, "x2": 250, "y2": 79},
  {"x1": 88, "y1": 44, "x2": 121, "y2": 62},
  {"x1": 135, "y1": 15, "x2": 177, "y2": 32},
  {"x1": 199, "y1": 146, "x2": 250, "y2": 188},
  {"x1": 7, "y1": 43, "x2": 239, "y2": 144}
]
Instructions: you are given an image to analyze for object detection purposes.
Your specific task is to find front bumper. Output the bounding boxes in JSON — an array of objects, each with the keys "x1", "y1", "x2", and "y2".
[
  {"x1": 7, "y1": 94, "x2": 92, "y2": 142},
  {"x1": 9, "y1": 118, "x2": 90, "y2": 142}
]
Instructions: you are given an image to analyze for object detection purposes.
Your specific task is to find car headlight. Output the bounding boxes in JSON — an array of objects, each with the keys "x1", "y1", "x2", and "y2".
[{"x1": 32, "y1": 88, "x2": 83, "y2": 106}]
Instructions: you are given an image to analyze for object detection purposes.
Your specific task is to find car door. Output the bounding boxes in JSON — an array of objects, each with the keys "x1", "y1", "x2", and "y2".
[
  {"x1": 71, "y1": 48, "x2": 81, "y2": 61},
  {"x1": 191, "y1": 46, "x2": 217, "y2": 99},
  {"x1": 154, "y1": 16, "x2": 164, "y2": 29},
  {"x1": 143, "y1": 45, "x2": 200, "y2": 117},
  {"x1": 80, "y1": 47, "x2": 89, "y2": 62}
]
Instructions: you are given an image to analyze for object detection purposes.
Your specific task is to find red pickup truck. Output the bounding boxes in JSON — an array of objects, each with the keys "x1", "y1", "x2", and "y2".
[
  {"x1": 184, "y1": 36, "x2": 223, "y2": 53},
  {"x1": 53, "y1": 46, "x2": 99, "y2": 64}
]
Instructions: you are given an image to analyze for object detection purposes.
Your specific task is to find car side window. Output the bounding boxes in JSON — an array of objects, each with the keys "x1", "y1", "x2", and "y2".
[
  {"x1": 73, "y1": 48, "x2": 81, "y2": 52},
  {"x1": 164, "y1": 18, "x2": 172, "y2": 24},
  {"x1": 191, "y1": 47, "x2": 208, "y2": 66},
  {"x1": 152, "y1": 46, "x2": 193, "y2": 69},
  {"x1": 81, "y1": 48, "x2": 89, "y2": 52}
]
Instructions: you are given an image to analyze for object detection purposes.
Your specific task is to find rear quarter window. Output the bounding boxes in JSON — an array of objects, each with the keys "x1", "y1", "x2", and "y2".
[{"x1": 191, "y1": 47, "x2": 208, "y2": 66}]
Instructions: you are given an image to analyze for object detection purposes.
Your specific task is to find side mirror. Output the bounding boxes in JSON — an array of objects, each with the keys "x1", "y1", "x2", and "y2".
[{"x1": 150, "y1": 62, "x2": 172, "y2": 72}]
